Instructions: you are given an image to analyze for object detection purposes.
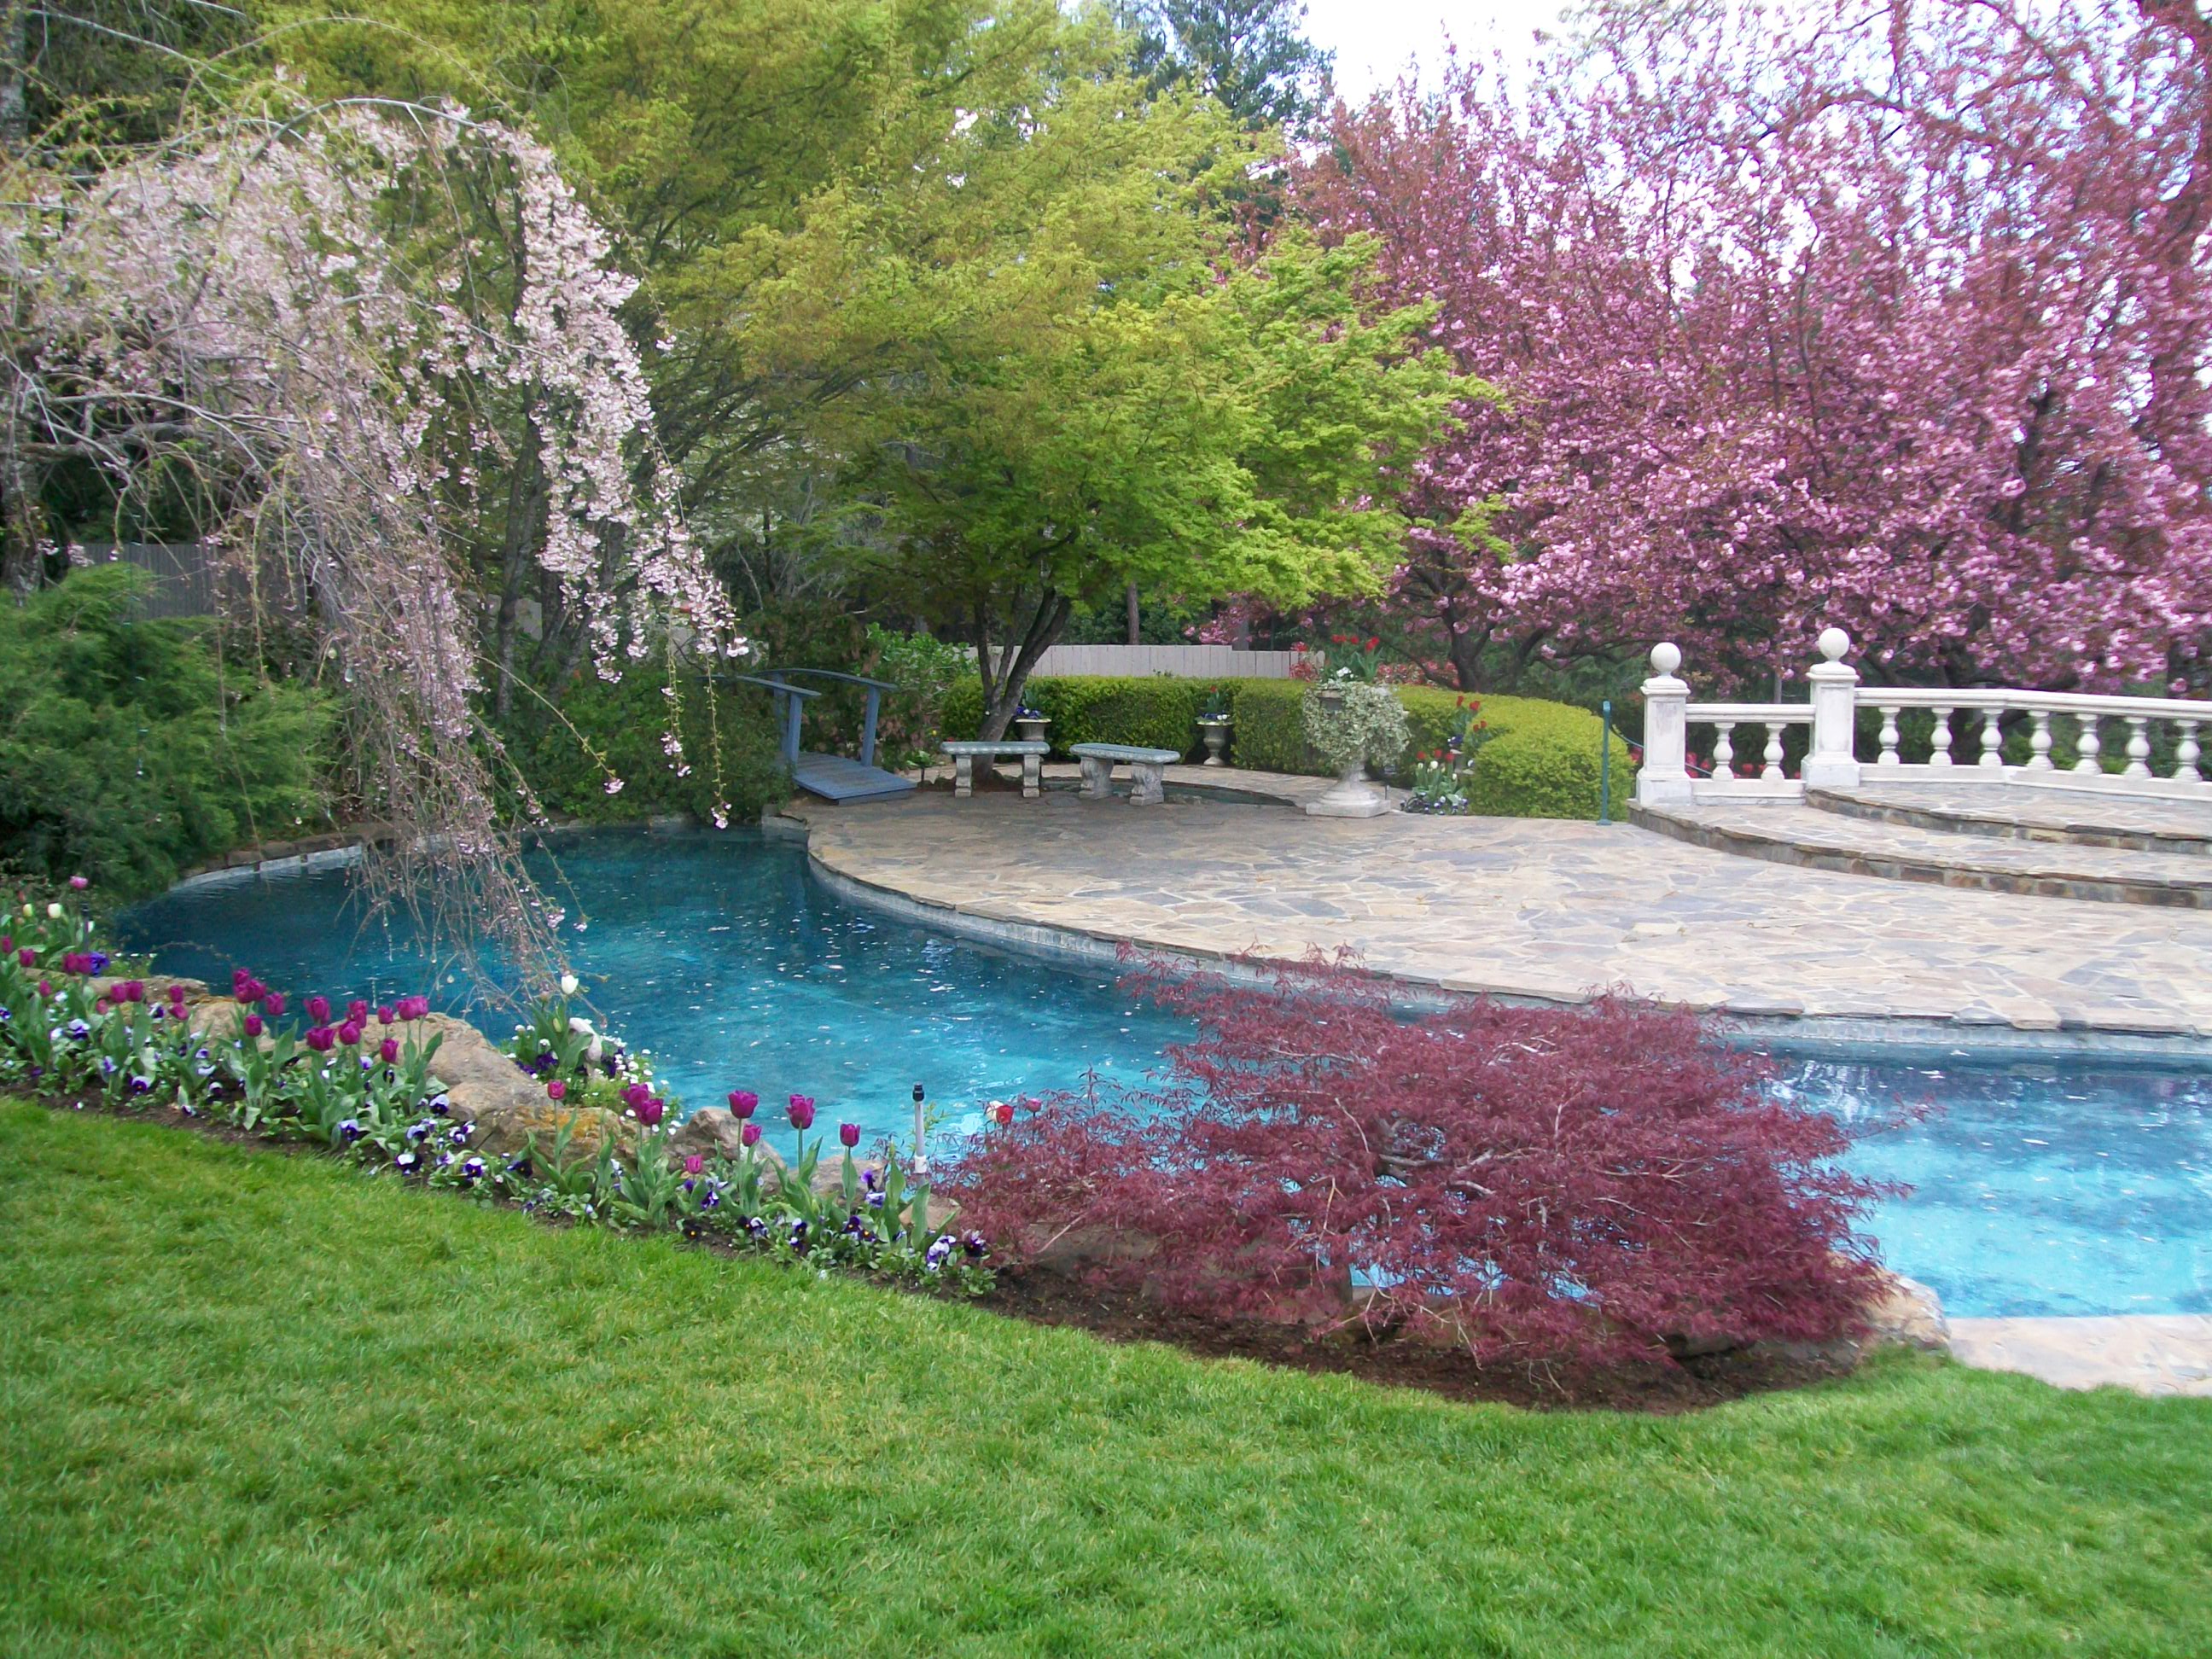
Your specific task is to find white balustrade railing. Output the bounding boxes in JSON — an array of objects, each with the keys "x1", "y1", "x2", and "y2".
[{"x1": 1636, "y1": 632, "x2": 2212, "y2": 808}]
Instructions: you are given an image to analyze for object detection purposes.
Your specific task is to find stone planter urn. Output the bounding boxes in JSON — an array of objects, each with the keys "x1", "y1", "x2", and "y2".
[
  {"x1": 1196, "y1": 716, "x2": 1231, "y2": 767},
  {"x1": 1307, "y1": 755, "x2": 1390, "y2": 818},
  {"x1": 1013, "y1": 713, "x2": 1051, "y2": 745}
]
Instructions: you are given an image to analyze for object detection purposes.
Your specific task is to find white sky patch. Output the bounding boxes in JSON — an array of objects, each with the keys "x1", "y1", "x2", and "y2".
[{"x1": 1301, "y1": 0, "x2": 1572, "y2": 102}]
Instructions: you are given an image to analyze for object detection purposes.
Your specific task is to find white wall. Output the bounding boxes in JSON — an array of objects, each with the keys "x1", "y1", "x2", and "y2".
[{"x1": 1025, "y1": 643, "x2": 1310, "y2": 679}]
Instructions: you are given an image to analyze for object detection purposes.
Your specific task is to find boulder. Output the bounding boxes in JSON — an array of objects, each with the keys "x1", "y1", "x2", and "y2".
[
  {"x1": 1860, "y1": 1272, "x2": 1950, "y2": 1353},
  {"x1": 414, "y1": 1014, "x2": 630, "y2": 1161}
]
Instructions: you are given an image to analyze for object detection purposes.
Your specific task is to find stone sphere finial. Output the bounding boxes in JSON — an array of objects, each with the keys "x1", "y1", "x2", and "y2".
[
  {"x1": 1650, "y1": 641, "x2": 1682, "y2": 677},
  {"x1": 1817, "y1": 626, "x2": 1850, "y2": 663}
]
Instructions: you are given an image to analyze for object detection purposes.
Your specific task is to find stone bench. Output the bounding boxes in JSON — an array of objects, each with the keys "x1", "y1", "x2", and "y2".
[
  {"x1": 1068, "y1": 742, "x2": 1182, "y2": 806},
  {"x1": 940, "y1": 739, "x2": 1051, "y2": 799}
]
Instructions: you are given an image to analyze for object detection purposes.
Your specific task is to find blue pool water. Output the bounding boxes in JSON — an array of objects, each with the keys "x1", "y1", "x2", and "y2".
[{"x1": 119, "y1": 829, "x2": 2212, "y2": 1320}]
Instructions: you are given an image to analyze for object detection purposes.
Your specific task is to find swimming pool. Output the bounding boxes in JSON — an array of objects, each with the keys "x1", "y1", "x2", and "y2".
[{"x1": 119, "y1": 827, "x2": 2212, "y2": 1320}]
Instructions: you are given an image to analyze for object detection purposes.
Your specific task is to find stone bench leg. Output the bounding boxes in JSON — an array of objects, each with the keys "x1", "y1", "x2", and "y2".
[
  {"x1": 1022, "y1": 752, "x2": 1042, "y2": 799},
  {"x1": 1128, "y1": 760, "x2": 1167, "y2": 806},
  {"x1": 952, "y1": 754, "x2": 975, "y2": 799},
  {"x1": 1078, "y1": 754, "x2": 1115, "y2": 800}
]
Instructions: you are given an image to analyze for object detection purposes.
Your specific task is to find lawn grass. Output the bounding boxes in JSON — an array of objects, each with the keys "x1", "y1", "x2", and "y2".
[{"x1": 2, "y1": 1100, "x2": 2207, "y2": 1657}]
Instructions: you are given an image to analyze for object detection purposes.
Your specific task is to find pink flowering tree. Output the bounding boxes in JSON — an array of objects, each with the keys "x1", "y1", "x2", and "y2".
[
  {"x1": 0, "y1": 90, "x2": 746, "y2": 975},
  {"x1": 1298, "y1": 0, "x2": 2212, "y2": 693}
]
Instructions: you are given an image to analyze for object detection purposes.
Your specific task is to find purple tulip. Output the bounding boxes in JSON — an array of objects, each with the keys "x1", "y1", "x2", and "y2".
[
  {"x1": 263, "y1": 992, "x2": 286, "y2": 1017},
  {"x1": 14, "y1": 948, "x2": 30, "y2": 969},
  {"x1": 728, "y1": 1089, "x2": 758, "y2": 1117},
  {"x1": 338, "y1": 1020, "x2": 364, "y2": 1046},
  {"x1": 0, "y1": 934, "x2": 10, "y2": 954},
  {"x1": 379, "y1": 1038, "x2": 399, "y2": 1063},
  {"x1": 376, "y1": 1004, "x2": 394, "y2": 1026},
  {"x1": 839, "y1": 1121, "x2": 860, "y2": 1148},
  {"x1": 635, "y1": 1096, "x2": 666, "y2": 1129},
  {"x1": 36, "y1": 979, "x2": 50, "y2": 997},
  {"x1": 622, "y1": 1082, "x2": 650, "y2": 1110},
  {"x1": 683, "y1": 1153, "x2": 704, "y2": 1176},
  {"x1": 166, "y1": 984, "x2": 187, "y2": 1006},
  {"x1": 67, "y1": 875, "x2": 87, "y2": 890},
  {"x1": 741, "y1": 1122, "x2": 761, "y2": 1149},
  {"x1": 787, "y1": 1094, "x2": 815, "y2": 1131},
  {"x1": 346, "y1": 999, "x2": 368, "y2": 1023},
  {"x1": 306, "y1": 995, "x2": 330, "y2": 1025},
  {"x1": 243, "y1": 1013, "x2": 264, "y2": 1039},
  {"x1": 547, "y1": 1080, "x2": 567, "y2": 1101},
  {"x1": 304, "y1": 1026, "x2": 335, "y2": 1053}
]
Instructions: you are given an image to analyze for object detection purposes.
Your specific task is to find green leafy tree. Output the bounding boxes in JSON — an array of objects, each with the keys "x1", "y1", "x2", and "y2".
[
  {"x1": 1124, "y1": 0, "x2": 1334, "y2": 130},
  {"x1": 748, "y1": 67, "x2": 1469, "y2": 736}
]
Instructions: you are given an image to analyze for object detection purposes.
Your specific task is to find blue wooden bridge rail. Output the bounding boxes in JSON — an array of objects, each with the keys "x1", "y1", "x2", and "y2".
[{"x1": 722, "y1": 668, "x2": 916, "y2": 802}]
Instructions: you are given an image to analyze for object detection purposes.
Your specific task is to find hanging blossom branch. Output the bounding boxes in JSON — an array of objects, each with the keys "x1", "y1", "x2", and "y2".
[{"x1": 1, "y1": 84, "x2": 748, "y2": 987}]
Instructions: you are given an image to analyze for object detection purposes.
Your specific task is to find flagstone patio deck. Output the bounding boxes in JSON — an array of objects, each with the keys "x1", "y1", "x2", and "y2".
[{"x1": 788, "y1": 777, "x2": 2212, "y2": 1057}]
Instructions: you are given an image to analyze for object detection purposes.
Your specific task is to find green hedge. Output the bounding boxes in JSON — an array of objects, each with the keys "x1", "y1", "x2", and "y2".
[
  {"x1": 942, "y1": 674, "x2": 1634, "y2": 819},
  {"x1": 940, "y1": 676, "x2": 1211, "y2": 758}
]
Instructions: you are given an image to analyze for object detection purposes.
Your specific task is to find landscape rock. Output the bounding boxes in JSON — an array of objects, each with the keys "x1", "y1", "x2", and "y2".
[
  {"x1": 1860, "y1": 1271, "x2": 1950, "y2": 1353},
  {"x1": 415, "y1": 1014, "x2": 630, "y2": 1160}
]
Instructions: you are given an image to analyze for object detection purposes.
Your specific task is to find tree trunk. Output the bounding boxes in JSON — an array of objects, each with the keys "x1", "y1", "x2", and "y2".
[
  {"x1": 0, "y1": 387, "x2": 42, "y2": 595},
  {"x1": 1125, "y1": 580, "x2": 1140, "y2": 644},
  {"x1": 491, "y1": 417, "x2": 545, "y2": 720},
  {"x1": 974, "y1": 586, "x2": 1074, "y2": 740},
  {"x1": 0, "y1": 0, "x2": 28, "y2": 160}
]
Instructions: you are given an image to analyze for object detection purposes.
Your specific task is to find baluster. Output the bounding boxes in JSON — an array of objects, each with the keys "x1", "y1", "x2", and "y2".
[
  {"x1": 1762, "y1": 721, "x2": 1784, "y2": 780},
  {"x1": 2074, "y1": 713, "x2": 2102, "y2": 775},
  {"x1": 1929, "y1": 707, "x2": 1954, "y2": 767},
  {"x1": 2124, "y1": 716, "x2": 2152, "y2": 778},
  {"x1": 1876, "y1": 705, "x2": 1901, "y2": 766},
  {"x1": 2178, "y1": 720, "x2": 2203, "y2": 784},
  {"x1": 1713, "y1": 721, "x2": 1736, "y2": 778},
  {"x1": 1979, "y1": 707, "x2": 2005, "y2": 769},
  {"x1": 2027, "y1": 708, "x2": 2053, "y2": 770}
]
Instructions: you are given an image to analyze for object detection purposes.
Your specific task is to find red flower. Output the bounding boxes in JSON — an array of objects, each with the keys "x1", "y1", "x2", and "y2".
[
  {"x1": 547, "y1": 1080, "x2": 567, "y2": 1101},
  {"x1": 989, "y1": 1100, "x2": 1016, "y2": 1127}
]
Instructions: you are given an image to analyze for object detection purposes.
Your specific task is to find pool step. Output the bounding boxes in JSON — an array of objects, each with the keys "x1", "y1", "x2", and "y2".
[
  {"x1": 1629, "y1": 800, "x2": 2212, "y2": 907},
  {"x1": 1807, "y1": 781, "x2": 2212, "y2": 856}
]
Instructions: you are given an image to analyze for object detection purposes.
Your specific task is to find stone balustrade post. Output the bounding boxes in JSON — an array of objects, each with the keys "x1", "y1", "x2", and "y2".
[
  {"x1": 1635, "y1": 643, "x2": 1693, "y2": 806},
  {"x1": 1803, "y1": 626, "x2": 1861, "y2": 789}
]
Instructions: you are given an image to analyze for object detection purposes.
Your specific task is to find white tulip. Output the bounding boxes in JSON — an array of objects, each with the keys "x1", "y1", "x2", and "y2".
[
  {"x1": 46, "y1": 902, "x2": 62, "y2": 919},
  {"x1": 560, "y1": 973, "x2": 579, "y2": 997}
]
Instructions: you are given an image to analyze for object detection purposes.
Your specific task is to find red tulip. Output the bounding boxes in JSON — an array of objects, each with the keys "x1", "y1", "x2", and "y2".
[{"x1": 989, "y1": 1100, "x2": 1015, "y2": 1127}]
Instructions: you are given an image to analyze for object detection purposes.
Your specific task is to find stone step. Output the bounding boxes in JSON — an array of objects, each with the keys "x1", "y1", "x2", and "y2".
[
  {"x1": 1630, "y1": 800, "x2": 2212, "y2": 906},
  {"x1": 1807, "y1": 780, "x2": 2212, "y2": 856}
]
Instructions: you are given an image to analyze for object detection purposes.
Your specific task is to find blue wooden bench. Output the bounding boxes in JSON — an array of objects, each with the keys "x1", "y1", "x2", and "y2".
[
  {"x1": 939, "y1": 740, "x2": 1050, "y2": 799},
  {"x1": 1068, "y1": 742, "x2": 1181, "y2": 806}
]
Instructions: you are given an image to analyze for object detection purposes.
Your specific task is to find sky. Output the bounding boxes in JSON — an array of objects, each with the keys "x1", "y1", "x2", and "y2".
[{"x1": 1299, "y1": 0, "x2": 1571, "y2": 102}]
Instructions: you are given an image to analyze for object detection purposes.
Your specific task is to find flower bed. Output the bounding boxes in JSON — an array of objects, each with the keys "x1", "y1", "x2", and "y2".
[{"x1": 0, "y1": 880, "x2": 990, "y2": 1295}]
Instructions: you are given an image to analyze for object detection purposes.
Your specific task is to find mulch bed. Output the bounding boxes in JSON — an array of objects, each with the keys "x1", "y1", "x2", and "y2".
[{"x1": 16, "y1": 1091, "x2": 1860, "y2": 1413}]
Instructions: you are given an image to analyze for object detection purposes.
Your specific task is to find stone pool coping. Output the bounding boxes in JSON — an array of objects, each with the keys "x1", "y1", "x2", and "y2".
[{"x1": 778, "y1": 799, "x2": 2212, "y2": 1066}]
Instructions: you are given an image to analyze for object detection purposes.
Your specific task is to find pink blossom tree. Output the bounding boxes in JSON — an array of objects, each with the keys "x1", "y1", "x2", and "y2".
[
  {"x1": 1299, "y1": 0, "x2": 2212, "y2": 693},
  {"x1": 1, "y1": 90, "x2": 745, "y2": 975}
]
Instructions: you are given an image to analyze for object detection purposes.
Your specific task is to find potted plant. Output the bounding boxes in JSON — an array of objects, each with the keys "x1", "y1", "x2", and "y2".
[
  {"x1": 1195, "y1": 684, "x2": 1232, "y2": 766},
  {"x1": 1012, "y1": 703, "x2": 1051, "y2": 744},
  {"x1": 1301, "y1": 676, "x2": 1409, "y2": 818}
]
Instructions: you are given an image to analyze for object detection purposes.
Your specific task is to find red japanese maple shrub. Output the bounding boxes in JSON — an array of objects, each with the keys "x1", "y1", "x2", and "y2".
[{"x1": 952, "y1": 956, "x2": 1892, "y2": 1367}]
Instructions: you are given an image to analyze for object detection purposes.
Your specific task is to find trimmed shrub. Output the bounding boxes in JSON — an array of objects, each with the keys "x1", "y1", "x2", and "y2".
[
  {"x1": 950, "y1": 957, "x2": 1890, "y2": 1368},
  {"x1": 503, "y1": 671, "x2": 788, "y2": 826},
  {"x1": 1236, "y1": 680, "x2": 1633, "y2": 818},
  {"x1": 940, "y1": 675, "x2": 1209, "y2": 758},
  {"x1": 0, "y1": 566, "x2": 328, "y2": 898},
  {"x1": 943, "y1": 673, "x2": 1633, "y2": 817}
]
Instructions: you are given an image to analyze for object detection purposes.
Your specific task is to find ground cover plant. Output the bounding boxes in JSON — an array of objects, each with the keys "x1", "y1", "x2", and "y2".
[
  {"x1": 3, "y1": 1097, "x2": 2209, "y2": 1656},
  {"x1": 952, "y1": 958, "x2": 1889, "y2": 1369}
]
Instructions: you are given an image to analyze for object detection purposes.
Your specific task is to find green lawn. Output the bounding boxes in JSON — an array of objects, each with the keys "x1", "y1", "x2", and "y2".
[{"x1": 2, "y1": 1101, "x2": 2206, "y2": 1657}]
